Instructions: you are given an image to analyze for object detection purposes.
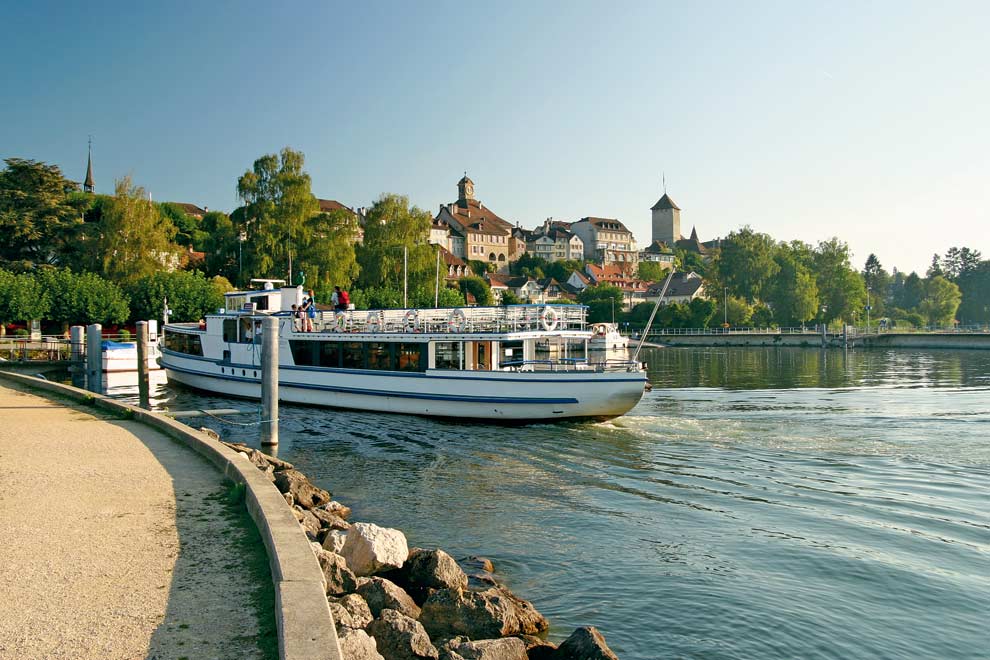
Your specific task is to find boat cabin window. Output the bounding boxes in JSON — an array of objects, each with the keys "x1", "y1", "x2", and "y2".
[
  {"x1": 223, "y1": 319, "x2": 237, "y2": 343},
  {"x1": 253, "y1": 295, "x2": 270, "y2": 311},
  {"x1": 434, "y1": 342, "x2": 463, "y2": 370},
  {"x1": 502, "y1": 340, "x2": 524, "y2": 365},
  {"x1": 163, "y1": 332, "x2": 203, "y2": 357},
  {"x1": 288, "y1": 340, "x2": 426, "y2": 372}
]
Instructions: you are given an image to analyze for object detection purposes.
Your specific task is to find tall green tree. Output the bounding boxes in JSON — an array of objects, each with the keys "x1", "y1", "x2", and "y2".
[
  {"x1": 0, "y1": 158, "x2": 89, "y2": 270},
  {"x1": 940, "y1": 247, "x2": 983, "y2": 281},
  {"x1": 0, "y1": 270, "x2": 50, "y2": 324},
  {"x1": 636, "y1": 261, "x2": 669, "y2": 282},
  {"x1": 458, "y1": 275, "x2": 493, "y2": 306},
  {"x1": 767, "y1": 253, "x2": 819, "y2": 326},
  {"x1": 36, "y1": 268, "x2": 129, "y2": 328},
  {"x1": 955, "y1": 260, "x2": 990, "y2": 324},
  {"x1": 577, "y1": 285, "x2": 624, "y2": 323},
  {"x1": 298, "y1": 208, "x2": 360, "y2": 291},
  {"x1": 237, "y1": 148, "x2": 319, "y2": 282},
  {"x1": 717, "y1": 227, "x2": 779, "y2": 302},
  {"x1": 862, "y1": 253, "x2": 891, "y2": 316},
  {"x1": 126, "y1": 271, "x2": 228, "y2": 323},
  {"x1": 919, "y1": 276, "x2": 962, "y2": 326},
  {"x1": 98, "y1": 176, "x2": 179, "y2": 284},
  {"x1": 812, "y1": 238, "x2": 865, "y2": 323},
  {"x1": 356, "y1": 194, "x2": 433, "y2": 290},
  {"x1": 200, "y1": 210, "x2": 240, "y2": 283}
]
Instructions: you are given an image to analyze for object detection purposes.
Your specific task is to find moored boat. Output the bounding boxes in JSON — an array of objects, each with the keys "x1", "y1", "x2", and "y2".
[
  {"x1": 588, "y1": 322, "x2": 629, "y2": 351},
  {"x1": 160, "y1": 285, "x2": 648, "y2": 422}
]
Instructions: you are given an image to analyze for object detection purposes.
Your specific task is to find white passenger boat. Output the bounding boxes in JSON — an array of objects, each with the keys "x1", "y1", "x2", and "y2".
[
  {"x1": 589, "y1": 323, "x2": 629, "y2": 351},
  {"x1": 160, "y1": 285, "x2": 648, "y2": 422}
]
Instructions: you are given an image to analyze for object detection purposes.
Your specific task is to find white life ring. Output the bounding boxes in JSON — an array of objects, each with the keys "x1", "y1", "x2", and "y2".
[
  {"x1": 404, "y1": 309, "x2": 419, "y2": 333},
  {"x1": 332, "y1": 311, "x2": 349, "y2": 333},
  {"x1": 540, "y1": 306, "x2": 559, "y2": 331},
  {"x1": 366, "y1": 311, "x2": 383, "y2": 333},
  {"x1": 592, "y1": 323, "x2": 607, "y2": 337},
  {"x1": 448, "y1": 308, "x2": 467, "y2": 333}
]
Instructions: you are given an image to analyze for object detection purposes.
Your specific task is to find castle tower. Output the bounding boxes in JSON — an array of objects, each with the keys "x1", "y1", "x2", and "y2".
[
  {"x1": 457, "y1": 173, "x2": 475, "y2": 204},
  {"x1": 83, "y1": 138, "x2": 95, "y2": 194},
  {"x1": 651, "y1": 192, "x2": 681, "y2": 246}
]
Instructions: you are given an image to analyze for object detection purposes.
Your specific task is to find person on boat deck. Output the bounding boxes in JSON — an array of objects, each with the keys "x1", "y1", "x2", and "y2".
[
  {"x1": 330, "y1": 288, "x2": 339, "y2": 309},
  {"x1": 334, "y1": 286, "x2": 350, "y2": 312},
  {"x1": 291, "y1": 304, "x2": 301, "y2": 331},
  {"x1": 242, "y1": 318, "x2": 253, "y2": 343},
  {"x1": 300, "y1": 297, "x2": 314, "y2": 332},
  {"x1": 306, "y1": 292, "x2": 317, "y2": 332}
]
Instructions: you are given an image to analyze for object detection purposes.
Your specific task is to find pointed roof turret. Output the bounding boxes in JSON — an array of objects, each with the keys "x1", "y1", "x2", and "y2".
[
  {"x1": 689, "y1": 226, "x2": 699, "y2": 241},
  {"x1": 83, "y1": 139, "x2": 95, "y2": 193},
  {"x1": 651, "y1": 193, "x2": 679, "y2": 211}
]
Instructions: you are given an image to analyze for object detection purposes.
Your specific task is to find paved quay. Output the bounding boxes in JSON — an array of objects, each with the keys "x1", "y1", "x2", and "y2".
[{"x1": 0, "y1": 380, "x2": 276, "y2": 660}]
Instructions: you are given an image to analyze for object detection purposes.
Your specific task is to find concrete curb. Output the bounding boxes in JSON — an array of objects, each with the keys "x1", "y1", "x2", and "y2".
[{"x1": 0, "y1": 371, "x2": 342, "y2": 660}]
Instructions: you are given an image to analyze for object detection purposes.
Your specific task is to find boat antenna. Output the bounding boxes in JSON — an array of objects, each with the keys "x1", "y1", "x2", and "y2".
[{"x1": 632, "y1": 271, "x2": 674, "y2": 362}]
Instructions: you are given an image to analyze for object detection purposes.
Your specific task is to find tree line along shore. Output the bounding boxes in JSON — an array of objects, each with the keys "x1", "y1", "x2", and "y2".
[{"x1": 1, "y1": 150, "x2": 986, "y2": 335}]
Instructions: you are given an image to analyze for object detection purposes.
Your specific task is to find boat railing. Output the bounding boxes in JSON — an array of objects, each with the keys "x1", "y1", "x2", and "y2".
[
  {"x1": 310, "y1": 304, "x2": 588, "y2": 335},
  {"x1": 500, "y1": 358, "x2": 642, "y2": 373}
]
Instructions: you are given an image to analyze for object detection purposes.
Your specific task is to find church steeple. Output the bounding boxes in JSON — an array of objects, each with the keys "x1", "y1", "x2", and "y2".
[{"x1": 83, "y1": 137, "x2": 95, "y2": 194}]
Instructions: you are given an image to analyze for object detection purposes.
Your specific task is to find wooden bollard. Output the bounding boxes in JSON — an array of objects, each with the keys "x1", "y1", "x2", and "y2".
[{"x1": 136, "y1": 321, "x2": 150, "y2": 409}]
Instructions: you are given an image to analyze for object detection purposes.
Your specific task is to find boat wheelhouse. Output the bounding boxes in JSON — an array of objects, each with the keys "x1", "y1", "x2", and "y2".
[{"x1": 160, "y1": 285, "x2": 647, "y2": 421}]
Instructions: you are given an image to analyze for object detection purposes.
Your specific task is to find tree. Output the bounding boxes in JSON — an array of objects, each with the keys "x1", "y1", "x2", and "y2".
[
  {"x1": 200, "y1": 210, "x2": 240, "y2": 283},
  {"x1": 237, "y1": 147, "x2": 320, "y2": 281},
  {"x1": 468, "y1": 259, "x2": 497, "y2": 275},
  {"x1": 636, "y1": 261, "x2": 669, "y2": 282},
  {"x1": 717, "y1": 227, "x2": 779, "y2": 302},
  {"x1": 862, "y1": 253, "x2": 891, "y2": 317},
  {"x1": 160, "y1": 203, "x2": 208, "y2": 249},
  {"x1": 675, "y1": 248, "x2": 707, "y2": 277},
  {"x1": 500, "y1": 290, "x2": 523, "y2": 306},
  {"x1": 926, "y1": 254, "x2": 944, "y2": 278},
  {"x1": 577, "y1": 285, "x2": 623, "y2": 323},
  {"x1": 767, "y1": 252, "x2": 818, "y2": 326},
  {"x1": 98, "y1": 176, "x2": 179, "y2": 284},
  {"x1": 955, "y1": 260, "x2": 990, "y2": 324},
  {"x1": 356, "y1": 194, "x2": 433, "y2": 290},
  {"x1": 458, "y1": 275, "x2": 493, "y2": 306},
  {"x1": 892, "y1": 271, "x2": 925, "y2": 311},
  {"x1": 36, "y1": 268, "x2": 129, "y2": 328},
  {"x1": 410, "y1": 285, "x2": 465, "y2": 309},
  {"x1": 544, "y1": 259, "x2": 585, "y2": 283},
  {"x1": 126, "y1": 271, "x2": 226, "y2": 323},
  {"x1": 714, "y1": 295, "x2": 753, "y2": 326},
  {"x1": 298, "y1": 208, "x2": 360, "y2": 292},
  {"x1": 919, "y1": 276, "x2": 962, "y2": 327},
  {"x1": 940, "y1": 247, "x2": 983, "y2": 281},
  {"x1": 0, "y1": 270, "x2": 50, "y2": 324},
  {"x1": 812, "y1": 238, "x2": 865, "y2": 323},
  {"x1": 686, "y1": 297, "x2": 717, "y2": 328},
  {"x1": 0, "y1": 158, "x2": 89, "y2": 270}
]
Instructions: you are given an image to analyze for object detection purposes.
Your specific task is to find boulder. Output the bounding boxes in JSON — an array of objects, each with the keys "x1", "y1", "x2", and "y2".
[
  {"x1": 283, "y1": 492, "x2": 295, "y2": 507},
  {"x1": 445, "y1": 637, "x2": 528, "y2": 660},
  {"x1": 458, "y1": 556, "x2": 498, "y2": 592},
  {"x1": 323, "y1": 529, "x2": 348, "y2": 554},
  {"x1": 420, "y1": 587, "x2": 548, "y2": 641},
  {"x1": 519, "y1": 635, "x2": 556, "y2": 660},
  {"x1": 342, "y1": 522, "x2": 409, "y2": 576},
  {"x1": 273, "y1": 469, "x2": 331, "y2": 509},
  {"x1": 367, "y1": 609, "x2": 439, "y2": 660},
  {"x1": 329, "y1": 593, "x2": 374, "y2": 630},
  {"x1": 312, "y1": 507, "x2": 350, "y2": 530},
  {"x1": 459, "y1": 556, "x2": 495, "y2": 573},
  {"x1": 258, "y1": 451, "x2": 294, "y2": 471},
  {"x1": 357, "y1": 576, "x2": 421, "y2": 620},
  {"x1": 338, "y1": 627, "x2": 385, "y2": 660},
  {"x1": 248, "y1": 448, "x2": 271, "y2": 470},
  {"x1": 319, "y1": 499, "x2": 353, "y2": 519},
  {"x1": 316, "y1": 549, "x2": 358, "y2": 596},
  {"x1": 405, "y1": 548, "x2": 469, "y2": 592},
  {"x1": 552, "y1": 627, "x2": 618, "y2": 660},
  {"x1": 297, "y1": 508, "x2": 322, "y2": 537}
]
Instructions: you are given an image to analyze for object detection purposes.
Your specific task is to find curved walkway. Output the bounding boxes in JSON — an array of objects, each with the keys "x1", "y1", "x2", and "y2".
[{"x1": 0, "y1": 381, "x2": 276, "y2": 659}]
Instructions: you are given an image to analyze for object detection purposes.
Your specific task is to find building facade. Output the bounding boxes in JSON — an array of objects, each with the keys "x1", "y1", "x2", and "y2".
[
  {"x1": 434, "y1": 175, "x2": 516, "y2": 267},
  {"x1": 651, "y1": 192, "x2": 681, "y2": 247},
  {"x1": 569, "y1": 217, "x2": 638, "y2": 265}
]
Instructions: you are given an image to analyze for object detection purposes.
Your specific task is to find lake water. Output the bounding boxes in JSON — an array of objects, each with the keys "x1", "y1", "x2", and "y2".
[{"x1": 118, "y1": 347, "x2": 990, "y2": 659}]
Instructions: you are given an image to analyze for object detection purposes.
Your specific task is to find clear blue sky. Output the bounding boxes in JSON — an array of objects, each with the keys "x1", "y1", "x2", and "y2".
[{"x1": 3, "y1": 0, "x2": 987, "y2": 275}]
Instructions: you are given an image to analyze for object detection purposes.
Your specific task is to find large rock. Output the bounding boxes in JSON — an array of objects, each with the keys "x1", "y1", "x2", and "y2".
[
  {"x1": 297, "y1": 507, "x2": 322, "y2": 537},
  {"x1": 329, "y1": 593, "x2": 374, "y2": 630},
  {"x1": 316, "y1": 548, "x2": 359, "y2": 596},
  {"x1": 357, "y1": 576, "x2": 421, "y2": 620},
  {"x1": 420, "y1": 587, "x2": 548, "y2": 640},
  {"x1": 552, "y1": 627, "x2": 618, "y2": 660},
  {"x1": 458, "y1": 556, "x2": 498, "y2": 592},
  {"x1": 366, "y1": 609, "x2": 439, "y2": 660},
  {"x1": 274, "y1": 469, "x2": 331, "y2": 509},
  {"x1": 342, "y1": 522, "x2": 409, "y2": 576},
  {"x1": 323, "y1": 529, "x2": 348, "y2": 554},
  {"x1": 405, "y1": 548, "x2": 469, "y2": 592},
  {"x1": 338, "y1": 627, "x2": 385, "y2": 660},
  {"x1": 319, "y1": 499, "x2": 353, "y2": 520},
  {"x1": 444, "y1": 637, "x2": 528, "y2": 660},
  {"x1": 312, "y1": 507, "x2": 350, "y2": 530}
]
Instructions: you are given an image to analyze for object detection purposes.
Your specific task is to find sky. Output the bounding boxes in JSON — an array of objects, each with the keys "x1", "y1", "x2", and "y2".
[{"x1": 2, "y1": 0, "x2": 987, "y2": 275}]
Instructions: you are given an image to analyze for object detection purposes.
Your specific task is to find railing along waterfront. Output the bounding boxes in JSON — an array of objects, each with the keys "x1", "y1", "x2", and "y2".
[
  {"x1": 309, "y1": 304, "x2": 588, "y2": 334},
  {"x1": 0, "y1": 333, "x2": 139, "y2": 362},
  {"x1": 645, "y1": 325, "x2": 990, "y2": 337}
]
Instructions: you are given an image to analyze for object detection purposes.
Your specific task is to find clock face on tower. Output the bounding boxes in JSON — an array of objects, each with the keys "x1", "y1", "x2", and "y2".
[{"x1": 464, "y1": 182, "x2": 474, "y2": 197}]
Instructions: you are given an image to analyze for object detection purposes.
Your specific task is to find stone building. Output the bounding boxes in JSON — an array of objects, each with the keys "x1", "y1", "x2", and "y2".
[
  {"x1": 525, "y1": 219, "x2": 584, "y2": 262},
  {"x1": 434, "y1": 175, "x2": 517, "y2": 267},
  {"x1": 651, "y1": 192, "x2": 681, "y2": 247},
  {"x1": 569, "y1": 217, "x2": 638, "y2": 265}
]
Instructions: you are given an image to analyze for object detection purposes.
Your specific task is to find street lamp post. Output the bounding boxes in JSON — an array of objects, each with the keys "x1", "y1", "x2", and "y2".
[
  {"x1": 865, "y1": 287, "x2": 872, "y2": 334},
  {"x1": 238, "y1": 230, "x2": 247, "y2": 286},
  {"x1": 724, "y1": 286, "x2": 728, "y2": 326}
]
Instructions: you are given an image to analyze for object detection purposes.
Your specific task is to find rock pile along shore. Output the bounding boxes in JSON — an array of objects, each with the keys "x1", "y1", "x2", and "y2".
[{"x1": 219, "y1": 439, "x2": 621, "y2": 660}]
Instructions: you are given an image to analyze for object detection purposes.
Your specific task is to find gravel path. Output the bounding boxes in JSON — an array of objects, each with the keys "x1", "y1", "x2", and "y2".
[{"x1": 0, "y1": 381, "x2": 276, "y2": 659}]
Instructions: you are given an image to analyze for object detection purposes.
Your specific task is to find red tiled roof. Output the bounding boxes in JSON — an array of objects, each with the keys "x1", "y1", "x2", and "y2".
[
  {"x1": 173, "y1": 202, "x2": 207, "y2": 217},
  {"x1": 448, "y1": 199, "x2": 512, "y2": 235},
  {"x1": 317, "y1": 199, "x2": 355, "y2": 215}
]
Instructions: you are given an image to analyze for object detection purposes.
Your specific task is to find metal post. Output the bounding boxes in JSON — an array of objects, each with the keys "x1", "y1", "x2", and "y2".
[
  {"x1": 260, "y1": 316, "x2": 279, "y2": 446},
  {"x1": 866, "y1": 287, "x2": 871, "y2": 334},
  {"x1": 403, "y1": 245, "x2": 408, "y2": 309},
  {"x1": 136, "y1": 321, "x2": 150, "y2": 409},
  {"x1": 86, "y1": 323, "x2": 103, "y2": 394},
  {"x1": 70, "y1": 326, "x2": 85, "y2": 363}
]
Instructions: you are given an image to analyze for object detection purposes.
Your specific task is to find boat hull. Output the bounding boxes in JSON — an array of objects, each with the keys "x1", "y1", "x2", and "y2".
[{"x1": 162, "y1": 353, "x2": 647, "y2": 422}]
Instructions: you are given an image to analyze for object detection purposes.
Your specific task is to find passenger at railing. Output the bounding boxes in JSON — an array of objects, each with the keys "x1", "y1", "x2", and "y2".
[
  {"x1": 300, "y1": 297, "x2": 314, "y2": 332},
  {"x1": 306, "y1": 292, "x2": 317, "y2": 332},
  {"x1": 291, "y1": 304, "x2": 301, "y2": 331}
]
